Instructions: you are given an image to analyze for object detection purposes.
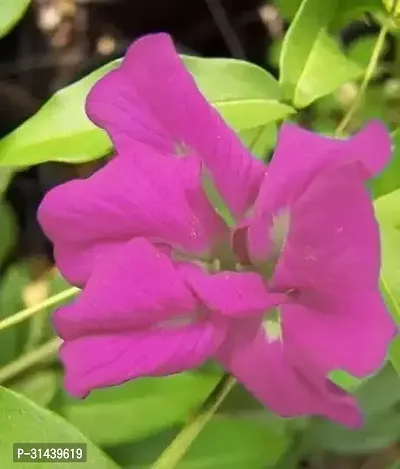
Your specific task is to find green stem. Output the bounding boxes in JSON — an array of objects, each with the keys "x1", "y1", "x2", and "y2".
[
  {"x1": 0, "y1": 286, "x2": 79, "y2": 331},
  {"x1": 151, "y1": 374, "x2": 236, "y2": 469},
  {"x1": 335, "y1": 24, "x2": 389, "y2": 136},
  {"x1": 0, "y1": 337, "x2": 61, "y2": 383}
]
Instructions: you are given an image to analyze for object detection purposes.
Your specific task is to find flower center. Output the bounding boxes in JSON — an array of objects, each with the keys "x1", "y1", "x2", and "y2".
[
  {"x1": 262, "y1": 307, "x2": 282, "y2": 343},
  {"x1": 174, "y1": 141, "x2": 191, "y2": 157}
]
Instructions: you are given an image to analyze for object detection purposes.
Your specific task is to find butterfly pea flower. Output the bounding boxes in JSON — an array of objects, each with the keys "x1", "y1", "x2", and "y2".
[{"x1": 38, "y1": 33, "x2": 396, "y2": 428}]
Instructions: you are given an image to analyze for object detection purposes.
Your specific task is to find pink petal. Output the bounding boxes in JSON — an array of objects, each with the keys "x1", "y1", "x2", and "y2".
[
  {"x1": 271, "y1": 163, "x2": 380, "y2": 292},
  {"x1": 216, "y1": 320, "x2": 362, "y2": 427},
  {"x1": 60, "y1": 319, "x2": 226, "y2": 398},
  {"x1": 53, "y1": 238, "x2": 198, "y2": 340},
  {"x1": 242, "y1": 121, "x2": 391, "y2": 264},
  {"x1": 86, "y1": 33, "x2": 265, "y2": 217},
  {"x1": 182, "y1": 266, "x2": 287, "y2": 318},
  {"x1": 38, "y1": 149, "x2": 227, "y2": 285},
  {"x1": 282, "y1": 290, "x2": 396, "y2": 378}
]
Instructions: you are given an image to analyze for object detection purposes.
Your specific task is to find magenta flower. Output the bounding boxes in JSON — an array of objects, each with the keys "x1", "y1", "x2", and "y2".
[{"x1": 38, "y1": 33, "x2": 396, "y2": 427}]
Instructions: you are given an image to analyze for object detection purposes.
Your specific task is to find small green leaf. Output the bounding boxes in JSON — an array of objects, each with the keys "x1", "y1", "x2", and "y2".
[
  {"x1": 61, "y1": 372, "x2": 220, "y2": 446},
  {"x1": 0, "y1": 0, "x2": 30, "y2": 40},
  {"x1": 328, "y1": 370, "x2": 363, "y2": 392},
  {"x1": 239, "y1": 124, "x2": 277, "y2": 161},
  {"x1": 383, "y1": 0, "x2": 400, "y2": 17},
  {"x1": 0, "y1": 386, "x2": 119, "y2": 468},
  {"x1": 374, "y1": 189, "x2": 400, "y2": 229},
  {"x1": 279, "y1": 0, "x2": 363, "y2": 108},
  {"x1": 373, "y1": 220, "x2": 400, "y2": 374},
  {"x1": 371, "y1": 130, "x2": 400, "y2": 199},
  {"x1": 0, "y1": 56, "x2": 293, "y2": 167}
]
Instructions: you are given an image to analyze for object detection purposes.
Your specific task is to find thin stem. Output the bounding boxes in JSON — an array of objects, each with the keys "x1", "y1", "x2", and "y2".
[
  {"x1": 0, "y1": 337, "x2": 61, "y2": 383},
  {"x1": 151, "y1": 374, "x2": 236, "y2": 469},
  {"x1": 335, "y1": 24, "x2": 389, "y2": 136},
  {"x1": 0, "y1": 286, "x2": 79, "y2": 331},
  {"x1": 204, "y1": 0, "x2": 246, "y2": 59}
]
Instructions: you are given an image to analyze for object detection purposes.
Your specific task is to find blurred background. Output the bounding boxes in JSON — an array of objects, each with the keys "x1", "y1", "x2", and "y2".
[{"x1": 1, "y1": 1, "x2": 400, "y2": 468}]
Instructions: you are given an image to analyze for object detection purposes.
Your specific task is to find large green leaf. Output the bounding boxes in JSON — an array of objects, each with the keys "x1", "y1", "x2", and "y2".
[
  {"x1": 310, "y1": 409, "x2": 400, "y2": 454},
  {"x1": 0, "y1": 56, "x2": 293, "y2": 167},
  {"x1": 174, "y1": 417, "x2": 288, "y2": 469},
  {"x1": 115, "y1": 417, "x2": 288, "y2": 469},
  {"x1": 0, "y1": 0, "x2": 30, "y2": 40},
  {"x1": 0, "y1": 262, "x2": 31, "y2": 366},
  {"x1": 0, "y1": 386, "x2": 119, "y2": 468},
  {"x1": 332, "y1": 0, "x2": 385, "y2": 29},
  {"x1": 309, "y1": 364, "x2": 400, "y2": 454},
  {"x1": 61, "y1": 372, "x2": 220, "y2": 446},
  {"x1": 0, "y1": 61, "x2": 119, "y2": 166},
  {"x1": 275, "y1": 0, "x2": 384, "y2": 27},
  {"x1": 279, "y1": 0, "x2": 363, "y2": 108},
  {"x1": 11, "y1": 370, "x2": 60, "y2": 408}
]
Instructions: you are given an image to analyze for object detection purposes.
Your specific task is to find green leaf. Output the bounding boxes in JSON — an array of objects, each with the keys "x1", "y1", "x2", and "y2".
[
  {"x1": 11, "y1": 370, "x2": 60, "y2": 407},
  {"x1": 61, "y1": 372, "x2": 220, "y2": 446},
  {"x1": 310, "y1": 365, "x2": 400, "y2": 454},
  {"x1": 0, "y1": 264, "x2": 31, "y2": 365},
  {"x1": 0, "y1": 167, "x2": 14, "y2": 199},
  {"x1": 374, "y1": 189, "x2": 400, "y2": 229},
  {"x1": 182, "y1": 56, "x2": 280, "y2": 101},
  {"x1": 274, "y1": 0, "x2": 384, "y2": 25},
  {"x1": 310, "y1": 409, "x2": 400, "y2": 454},
  {"x1": 0, "y1": 201, "x2": 17, "y2": 267},
  {"x1": 279, "y1": 0, "x2": 363, "y2": 108},
  {"x1": 0, "y1": 56, "x2": 293, "y2": 167},
  {"x1": 383, "y1": 0, "x2": 400, "y2": 17},
  {"x1": 174, "y1": 417, "x2": 288, "y2": 469},
  {"x1": 0, "y1": 60, "x2": 119, "y2": 167},
  {"x1": 347, "y1": 34, "x2": 387, "y2": 69},
  {"x1": 116, "y1": 417, "x2": 288, "y2": 469},
  {"x1": 379, "y1": 227, "x2": 400, "y2": 326},
  {"x1": 179, "y1": 57, "x2": 293, "y2": 131},
  {"x1": 0, "y1": 386, "x2": 119, "y2": 468},
  {"x1": 238, "y1": 124, "x2": 277, "y2": 161},
  {"x1": 371, "y1": 130, "x2": 400, "y2": 199},
  {"x1": 0, "y1": 0, "x2": 30, "y2": 40},
  {"x1": 355, "y1": 363, "x2": 400, "y2": 417},
  {"x1": 332, "y1": 0, "x2": 385, "y2": 29},
  {"x1": 372, "y1": 218, "x2": 400, "y2": 374}
]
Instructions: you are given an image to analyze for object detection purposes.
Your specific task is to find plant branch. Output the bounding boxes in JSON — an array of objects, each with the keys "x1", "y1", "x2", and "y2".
[
  {"x1": 335, "y1": 24, "x2": 389, "y2": 136},
  {"x1": 0, "y1": 337, "x2": 61, "y2": 384},
  {"x1": 151, "y1": 373, "x2": 236, "y2": 469},
  {"x1": 0, "y1": 287, "x2": 79, "y2": 331}
]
